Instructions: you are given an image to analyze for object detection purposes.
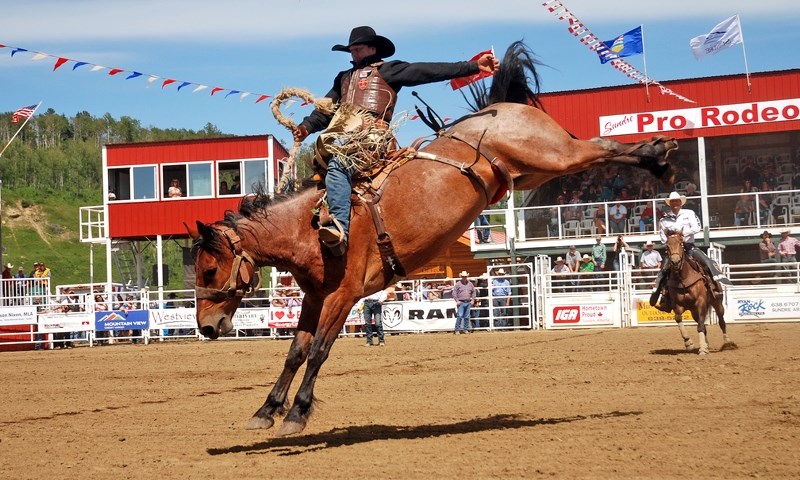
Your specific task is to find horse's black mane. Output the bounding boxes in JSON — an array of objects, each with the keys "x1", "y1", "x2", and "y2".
[
  {"x1": 462, "y1": 40, "x2": 544, "y2": 112},
  {"x1": 192, "y1": 182, "x2": 315, "y2": 257}
]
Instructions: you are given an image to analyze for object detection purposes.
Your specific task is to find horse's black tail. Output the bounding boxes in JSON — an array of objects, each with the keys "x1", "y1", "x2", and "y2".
[
  {"x1": 461, "y1": 40, "x2": 544, "y2": 112},
  {"x1": 489, "y1": 40, "x2": 544, "y2": 109}
]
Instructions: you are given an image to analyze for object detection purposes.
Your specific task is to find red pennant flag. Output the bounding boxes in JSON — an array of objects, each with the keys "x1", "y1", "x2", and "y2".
[
  {"x1": 254, "y1": 95, "x2": 271, "y2": 104},
  {"x1": 450, "y1": 49, "x2": 494, "y2": 91},
  {"x1": 210, "y1": 87, "x2": 224, "y2": 96},
  {"x1": 162, "y1": 78, "x2": 176, "y2": 88},
  {"x1": 108, "y1": 68, "x2": 124, "y2": 76},
  {"x1": 53, "y1": 57, "x2": 69, "y2": 71}
]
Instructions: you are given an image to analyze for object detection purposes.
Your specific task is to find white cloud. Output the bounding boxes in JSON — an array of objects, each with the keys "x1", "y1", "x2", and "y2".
[{"x1": 4, "y1": 0, "x2": 798, "y2": 43}]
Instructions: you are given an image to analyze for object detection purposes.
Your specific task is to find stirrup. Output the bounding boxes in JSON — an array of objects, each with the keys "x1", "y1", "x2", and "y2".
[{"x1": 318, "y1": 217, "x2": 347, "y2": 256}]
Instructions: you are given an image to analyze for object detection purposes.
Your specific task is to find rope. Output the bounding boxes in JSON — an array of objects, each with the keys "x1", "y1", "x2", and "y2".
[{"x1": 270, "y1": 88, "x2": 334, "y2": 192}]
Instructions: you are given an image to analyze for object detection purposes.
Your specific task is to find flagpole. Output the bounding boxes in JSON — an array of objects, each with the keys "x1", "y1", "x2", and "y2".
[
  {"x1": 0, "y1": 101, "x2": 43, "y2": 158},
  {"x1": 736, "y1": 14, "x2": 752, "y2": 94},
  {"x1": 640, "y1": 24, "x2": 650, "y2": 103}
]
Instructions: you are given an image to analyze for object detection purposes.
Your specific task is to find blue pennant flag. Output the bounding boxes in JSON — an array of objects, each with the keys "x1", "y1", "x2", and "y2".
[{"x1": 598, "y1": 26, "x2": 643, "y2": 64}]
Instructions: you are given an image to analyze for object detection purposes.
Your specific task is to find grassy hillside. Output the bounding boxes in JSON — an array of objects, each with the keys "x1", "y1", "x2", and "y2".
[{"x1": 1, "y1": 187, "x2": 190, "y2": 291}]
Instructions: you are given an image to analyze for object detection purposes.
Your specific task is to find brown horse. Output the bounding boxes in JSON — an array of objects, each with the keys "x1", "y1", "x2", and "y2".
[
  {"x1": 190, "y1": 42, "x2": 679, "y2": 435},
  {"x1": 664, "y1": 232, "x2": 735, "y2": 355}
]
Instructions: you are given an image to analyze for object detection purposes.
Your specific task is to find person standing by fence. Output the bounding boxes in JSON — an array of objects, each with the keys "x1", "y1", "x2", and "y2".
[
  {"x1": 777, "y1": 229, "x2": 799, "y2": 283},
  {"x1": 2, "y1": 263, "x2": 12, "y2": 306},
  {"x1": 452, "y1": 271, "x2": 476, "y2": 334},
  {"x1": 491, "y1": 269, "x2": 512, "y2": 327},
  {"x1": 362, "y1": 289, "x2": 387, "y2": 347}
]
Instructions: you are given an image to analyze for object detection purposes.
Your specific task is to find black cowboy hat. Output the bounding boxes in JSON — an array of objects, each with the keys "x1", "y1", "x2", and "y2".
[{"x1": 332, "y1": 26, "x2": 395, "y2": 58}]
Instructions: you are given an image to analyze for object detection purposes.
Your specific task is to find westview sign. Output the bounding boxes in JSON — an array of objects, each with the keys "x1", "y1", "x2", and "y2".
[{"x1": 599, "y1": 98, "x2": 800, "y2": 136}]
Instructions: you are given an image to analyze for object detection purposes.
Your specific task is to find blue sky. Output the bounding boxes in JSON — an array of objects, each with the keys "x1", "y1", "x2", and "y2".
[{"x1": 2, "y1": 1, "x2": 798, "y2": 147}]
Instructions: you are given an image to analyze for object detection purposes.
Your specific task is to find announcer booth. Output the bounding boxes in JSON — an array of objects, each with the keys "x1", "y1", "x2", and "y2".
[{"x1": 96, "y1": 135, "x2": 290, "y2": 308}]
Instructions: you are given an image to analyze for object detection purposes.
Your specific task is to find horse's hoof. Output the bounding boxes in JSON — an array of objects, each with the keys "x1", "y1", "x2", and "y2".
[
  {"x1": 277, "y1": 420, "x2": 306, "y2": 436},
  {"x1": 698, "y1": 350, "x2": 709, "y2": 356},
  {"x1": 720, "y1": 341, "x2": 739, "y2": 351},
  {"x1": 245, "y1": 415, "x2": 275, "y2": 430}
]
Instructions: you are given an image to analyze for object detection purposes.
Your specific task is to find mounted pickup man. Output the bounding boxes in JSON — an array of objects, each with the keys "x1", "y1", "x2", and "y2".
[
  {"x1": 292, "y1": 26, "x2": 499, "y2": 255},
  {"x1": 650, "y1": 191, "x2": 732, "y2": 312}
]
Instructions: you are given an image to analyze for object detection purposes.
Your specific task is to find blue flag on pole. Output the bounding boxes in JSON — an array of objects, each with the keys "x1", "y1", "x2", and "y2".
[{"x1": 598, "y1": 26, "x2": 643, "y2": 64}]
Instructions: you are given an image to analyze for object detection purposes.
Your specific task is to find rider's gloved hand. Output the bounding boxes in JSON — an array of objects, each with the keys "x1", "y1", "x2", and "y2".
[{"x1": 293, "y1": 125, "x2": 309, "y2": 142}]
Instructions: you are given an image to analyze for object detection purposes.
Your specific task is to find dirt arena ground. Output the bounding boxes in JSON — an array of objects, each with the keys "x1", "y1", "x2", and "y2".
[{"x1": 2, "y1": 322, "x2": 799, "y2": 479}]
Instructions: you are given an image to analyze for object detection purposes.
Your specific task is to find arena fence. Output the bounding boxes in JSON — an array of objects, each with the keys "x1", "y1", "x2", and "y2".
[{"x1": 0, "y1": 254, "x2": 798, "y2": 351}]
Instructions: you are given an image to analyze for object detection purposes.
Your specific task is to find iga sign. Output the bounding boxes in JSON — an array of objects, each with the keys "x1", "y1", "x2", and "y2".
[
  {"x1": 599, "y1": 98, "x2": 800, "y2": 136},
  {"x1": 551, "y1": 304, "x2": 614, "y2": 326}
]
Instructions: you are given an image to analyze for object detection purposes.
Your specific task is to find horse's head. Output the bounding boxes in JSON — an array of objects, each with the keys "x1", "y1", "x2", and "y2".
[
  {"x1": 664, "y1": 228, "x2": 685, "y2": 269},
  {"x1": 188, "y1": 221, "x2": 261, "y2": 339}
]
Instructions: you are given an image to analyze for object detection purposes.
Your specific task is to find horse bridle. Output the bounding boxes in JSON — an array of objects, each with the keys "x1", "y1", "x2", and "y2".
[
  {"x1": 666, "y1": 233, "x2": 685, "y2": 272},
  {"x1": 194, "y1": 227, "x2": 261, "y2": 302}
]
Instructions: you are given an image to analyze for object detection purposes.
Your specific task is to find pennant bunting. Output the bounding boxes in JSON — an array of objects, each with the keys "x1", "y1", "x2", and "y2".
[
  {"x1": 0, "y1": 40, "x2": 460, "y2": 120},
  {"x1": 54, "y1": 57, "x2": 69, "y2": 71},
  {"x1": 541, "y1": 1, "x2": 695, "y2": 104}
]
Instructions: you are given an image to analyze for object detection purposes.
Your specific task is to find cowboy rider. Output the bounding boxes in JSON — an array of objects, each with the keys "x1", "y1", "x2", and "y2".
[
  {"x1": 650, "y1": 191, "x2": 732, "y2": 312},
  {"x1": 292, "y1": 26, "x2": 499, "y2": 255}
]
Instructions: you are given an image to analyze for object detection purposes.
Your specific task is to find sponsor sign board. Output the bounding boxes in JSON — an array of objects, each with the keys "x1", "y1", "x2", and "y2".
[{"x1": 549, "y1": 303, "x2": 615, "y2": 327}]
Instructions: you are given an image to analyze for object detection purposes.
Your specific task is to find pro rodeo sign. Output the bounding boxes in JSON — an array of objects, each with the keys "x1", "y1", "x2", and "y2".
[{"x1": 599, "y1": 98, "x2": 800, "y2": 136}]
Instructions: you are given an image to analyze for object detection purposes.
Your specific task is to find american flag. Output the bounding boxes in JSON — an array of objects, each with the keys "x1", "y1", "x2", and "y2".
[{"x1": 12, "y1": 104, "x2": 37, "y2": 123}]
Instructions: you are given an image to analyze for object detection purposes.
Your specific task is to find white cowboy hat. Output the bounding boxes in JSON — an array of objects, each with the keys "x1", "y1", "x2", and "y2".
[
  {"x1": 555, "y1": 257, "x2": 565, "y2": 263},
  {"x1": 645, "y1": 240, "x2": 655, "y2": 246},
  {"x1": 780, "y1": 229, "x2": 791, "y2": 234},
  {"x1": 4, "y1": 263, "x2": 11, "y2": 269},
  {"x1": 581, "y1": 254, "x2": 592, "y2": 261},
  {"x1": 459, "y1": 270, "x2": 469, "y2": 277},
  {"x1": 664, "y1": 191, "x2": 687, "y2": 206},
  {"x1": 495, "y1": 268, "x2": 506, "y2": 275}
]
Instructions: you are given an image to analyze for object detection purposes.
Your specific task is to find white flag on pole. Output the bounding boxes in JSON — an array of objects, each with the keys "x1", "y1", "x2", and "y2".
[{"x1": 690, "y1": 15, "x2": 743, "y2": 60}]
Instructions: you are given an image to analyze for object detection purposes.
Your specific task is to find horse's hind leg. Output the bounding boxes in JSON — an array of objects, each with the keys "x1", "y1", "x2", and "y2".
[
  {"x1": 245, "y1": 329, "x2": 314, "y2": 429},
  {"x1": 715, "y1": 304, "x2": 738, "y2": 351},
  {"x1": 695, "y1": 312, "x2": 710, "y2": 356},
  {"x1": 590, "y1": 136, "x2": 678, "y2": 186}
]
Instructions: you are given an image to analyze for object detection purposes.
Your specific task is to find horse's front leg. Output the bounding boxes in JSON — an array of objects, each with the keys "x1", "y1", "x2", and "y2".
[
  {"x1": 674, "y1": 310, "x2": 695, "y2": 351},
  {"x1": 278, "y1": 300, "x2": 351, "y2": 436},
  {"x1": 246, "y1": 299, "x2": 321, "y2": 430}
]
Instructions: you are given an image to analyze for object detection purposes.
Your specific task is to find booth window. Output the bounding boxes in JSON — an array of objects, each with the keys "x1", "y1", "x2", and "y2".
[{"x1": 107, "y1": 165, "x2": 157, "y2": 201}]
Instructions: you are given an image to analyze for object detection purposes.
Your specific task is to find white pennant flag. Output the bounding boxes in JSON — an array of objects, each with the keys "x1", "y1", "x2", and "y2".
[{"x1": 690, "y1": 15, "x2": 743, "y2": 60}]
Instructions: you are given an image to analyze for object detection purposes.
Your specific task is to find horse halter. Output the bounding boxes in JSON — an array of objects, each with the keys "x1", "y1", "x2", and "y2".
[
  {"x1": 666, "y1": 234, "x2": 685, "y2": 271},
  {"x1": 194, "y1": 227, "x2": 262, "y2": 302}
]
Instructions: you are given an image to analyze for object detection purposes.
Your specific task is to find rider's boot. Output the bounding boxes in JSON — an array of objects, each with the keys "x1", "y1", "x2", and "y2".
[
  {"x1": 655, "y1": 289, "x2": 672, "y2": 313},
  {"x1": 318, "y1": 215, "x2": 348, "y2": 257}
]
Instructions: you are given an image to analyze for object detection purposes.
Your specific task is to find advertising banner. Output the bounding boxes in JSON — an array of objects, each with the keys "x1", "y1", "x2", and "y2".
[
  {"x1": 149, "y1": 307, "x2": 197, "y2": 330},
  {"x1": 635, "y1": 300, "x2": 696, "y2": 324},
  {"x1": 0, "y1": 306, "x2": 38, "y2": 325},
  {"x1": 546, "y1": 303, "x2": 617, "y2": 328},
  {"x1": 731, "y1": 295, "x2": 800, "y2": 321},
  {"x1": 95, "y1": 310, "x2": 150, "y2": 332},
  {"x1": 599, "y1": 98, "x2": 800, "y2": 136},
  {"x1": 39, "y1": 312, "x2": 95, "y2": 333},
  {"x1": 382, "y1": 299, "x2": 458, "y2": 332}
]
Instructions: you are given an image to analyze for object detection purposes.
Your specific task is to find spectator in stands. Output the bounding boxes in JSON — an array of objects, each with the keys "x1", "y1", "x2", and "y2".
[
  {"x1": 683, "y1": 183, "x2": 700, "y2": 215},
  {"x1": 608, "y1": 198, "x2": 628, "y2": 234},
  {"x1": 591, "y1": 236, "x2": 607, "y2": 271},
  {"x1": 593, "y1": 205, "x2": 607, "y2": 235},
  {"x1": 777, "y1": 229, "x2": 799, "y2": 283},
  {"x1": 739, "y1": 157, "x2": 761, "y2": 186},
  {"x1": 416, "y1": 278, "x2": 429, "y2": 301},
  {"x1": 611, "y1": 235, "x2": 630, "y2": 271},
  {"x1": 394, "y1": 282, "x2": 412, "y2": 301},
  {"x1": 32, "y1": 262, "x2": 50, "y2": 309},
  {"x1": 361, "y1": 289, "x2": 387, "y2": 346},
  {"x1": 438, "y1": 281, "x2": 454, "y2": 299},
  {"x1": 758, "y1": 180, "x2": 774, "y2": 225},
  {"x1": 491, "y1": 268, "x2": 512, "y2": 327},
  {"x1": 13, "y1": 266, "x2": 26, "y2": 306},
  {"x1": 734, "y1": 191, "x2": 756, "y2": 226},
  {"x1": 639, "y1": 203, "x2": 655, "y2": 233},
  {"x1": 219, "y1": 180, "x2": 230, "y2": 195},
  {"x1": 475, "y1": 214, "x2": 491, "y2": 243},
  {"x1": 452, "y1": 271, "x2": 476, "y2": 334},
  {"x1": 564, "y1": 190, "x2": 584, "y2": 222},
  {"x1": 638, "y1": 179, "x2": 656, "y2": 201},
  {"x1": 565, "y1": 245, "x2": 581, "y2": 273},
  {"x1": 168, "y1": 178, "x2": 183, "y2": 198},
  {"x1": 108, "y1": 189, "x2": 117, "y2": 201},
  {"x1": 578, "y1": 254, "x2": 596, "y2": 290},
  {"x1": 427, "y1": 282, "x2": 441, "y2": 300},
  {"x1": 759, "y1": 231, "x2": 777, "y2": 263},
  {"x1": 619, "y1": 186, "x2": 636, "y2": 213},
  {"x1": 230, "y1": 176, "x2": 241, "y2": 195},
  {"x1": 551, "y1": 257, "x2": 571, "y2": 293},
  {"x1": 584, "y1": 183, "x2": 602, "y2": 203},
  {"x1": 639, "y1": 240, "x2": 663, "y2": 271}
]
